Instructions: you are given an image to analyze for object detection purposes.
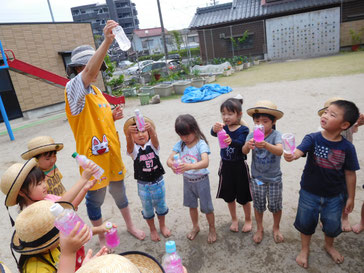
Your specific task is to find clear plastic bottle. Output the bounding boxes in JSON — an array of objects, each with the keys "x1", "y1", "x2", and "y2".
[
  {"x1": 217, "y1": 129, "x2": 228, "y2": 148},
  {"x1": 112, "y1": 25, "x2": 131, "y2": 51},
  {"x1": 135, "y1": 109, "x2": 146, "y2": 132},
  {"x1": 162, "y1": 241, "x2": 183, "y2": 273},
  {"x1": 50, "y1": 203, "x2": 92, "y2": 238},
  {"x1": 104, "y1": 222, "x2": 120, "y2": 249},
  {"x1": 72, "y1": 152, "x2": 104, "y2": 180},
  {"x1": 173, "y1": 154, "x2": 182, "y2": 174}
]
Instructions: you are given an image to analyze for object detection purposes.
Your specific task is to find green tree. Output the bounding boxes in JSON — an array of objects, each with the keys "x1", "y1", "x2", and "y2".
[{"x1": 171, "y1": 30, "x2": 183, "y2": 52}]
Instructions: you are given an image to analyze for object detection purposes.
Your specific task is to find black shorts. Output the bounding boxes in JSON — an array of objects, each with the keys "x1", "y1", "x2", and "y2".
[{"x1": 216, "y1": 160, "x2": 252, "y2": 205}]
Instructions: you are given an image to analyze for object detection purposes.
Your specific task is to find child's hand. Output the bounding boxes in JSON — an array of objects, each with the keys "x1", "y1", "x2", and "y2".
[
  {"x1": 171, "y1": 164, "x2": 180, "y2": 174},
  {"x1": 82, "y1": 246, "x2": 108, "y2": 266},
  {"x1": 225, "y1": 135, "x2": 232, "y2": 146},
  {"x1": 356, "y1": 113, "x2": 364, "y2": 127},
  {"x1": 283, "y1": 152, "x2": 295, "y2": 162},
  {"x1": 128, "y1": 124, "x2": 138, "y2": 135},
  {"x1": 213, "y1": 122, "x2": 224, "y2": 133},
  {"x1": 83, "y1": 179, "x2": 97, "y2": 192},
  {"x1": 112, "y1": 105, "x2": 124, "y2": 121},
  {"x1": 100, "y1": 221, "x2": 117, "y2": 233},
  {"x1": 60, "y1": 222, "x2": 91, "y2": 255},
  {"x1": 178, "y1": 163, "x2": 192, "y2": 173},
  {"x1": 145, "y1": 122, "x2": 153, "y2": 132},
  {"x1": 255, "y1": 140, "x2": 266, "y2": 149},
  {"x1": 82, "y1": 162, "x2": 99, "y2": 181},
  {"x1": 247, "y1": 138, "x2": 255, "y2": 150},
  {"x1": 344, "y1": 198, "x2": 354, "y2": 214}
]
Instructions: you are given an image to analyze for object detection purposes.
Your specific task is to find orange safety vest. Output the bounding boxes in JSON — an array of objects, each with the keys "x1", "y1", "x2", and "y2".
[{"x1": 65, "y1": 85, "x2": 126, "y2": 190}]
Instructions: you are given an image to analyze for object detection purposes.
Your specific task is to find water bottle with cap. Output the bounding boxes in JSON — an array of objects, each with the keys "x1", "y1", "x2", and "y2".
[
  {"x1": 173, "y1": 154, "x2": 182, "y2": 174},
  {"x1": 72, "y1": 152, "x2": 104, "y2": 180},
  {"x1": 104, "y1": 222, "x2": 120, "y2": 249},
  {"x1": 112, "y1": 25, "x2": 131, "y2": 51},
  {"x1": 162, "y1": 241, "x2": 183, "y2": 273},
  {"x1": 50, "y1": 203, "x2": 92, "y2": 237},
  {"x1": 135, "y1": 109, "x2": 146, "y2": 132}
]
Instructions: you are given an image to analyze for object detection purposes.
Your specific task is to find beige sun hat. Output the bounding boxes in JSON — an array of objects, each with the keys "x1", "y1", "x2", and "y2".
[
  {"x1": 0, "y1": 158, "x2": 38, "y2": 207},
  {"x1": 21, "y1": 136, "x2": 63, "y2": 160},
  {"x1": 247, "y1": 100, "x2": 284, "y2": 120},
  {"x1": 123, "y1": 116, "x2": 156, "y2": 135},
  {"x1": 11, "y1": 200, "x2": 74, "y2": 255},
  {"x1": 0, "y1": 262, "x2": 13, "y2": 273},
  {"x1": 317, "y1": 97, "x2": 344, "y2": 116},
  {"x1": 76, "y1": 252, "x2": 164, "y2": 273}
]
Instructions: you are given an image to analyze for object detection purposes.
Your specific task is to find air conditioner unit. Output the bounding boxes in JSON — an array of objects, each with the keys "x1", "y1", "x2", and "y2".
[{"x1": 219, "y1": 33, "x2": 225, "y2": 38}]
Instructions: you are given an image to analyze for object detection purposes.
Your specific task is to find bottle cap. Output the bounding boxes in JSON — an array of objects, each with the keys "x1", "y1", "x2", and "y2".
[
  {"x1": 134, "y1": 109, "x2": 140, "y2": 114},
  {"x1": 173, "y1": 154, "x2": 179, "y2": 160},
  {"x1": 105, "y1": 222, "x2": 113, "y2": 230},
  {"x1": 50, "y1": 203, "x2": 64, "y2": 217},
  {"x1": 71, "y1": 152, "x2": 79, "y2": 158},
  {"x1": 165, "y1": 240, "x2": 176, "y2": 254}
]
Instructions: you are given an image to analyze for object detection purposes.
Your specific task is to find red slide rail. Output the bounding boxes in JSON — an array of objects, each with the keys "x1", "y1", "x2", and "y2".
[{"x1": 4, "y1": 49, "x2": 124, "y2": 105}]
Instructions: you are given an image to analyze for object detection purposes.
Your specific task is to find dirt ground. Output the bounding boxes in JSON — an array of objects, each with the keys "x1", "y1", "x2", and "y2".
[{"x1": 0, "y1": 73, "x2": 363, "y2": 273}]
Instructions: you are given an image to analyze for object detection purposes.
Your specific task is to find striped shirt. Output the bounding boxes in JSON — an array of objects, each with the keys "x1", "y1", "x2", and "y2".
[{"x1": 65, "y1": 72, "x2": 96, "y2": 116}]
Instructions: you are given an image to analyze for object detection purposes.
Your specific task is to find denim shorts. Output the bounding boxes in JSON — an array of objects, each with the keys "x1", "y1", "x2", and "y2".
[
  {"x1": 85, "y1": 180, "x2": 128, "y2": 221},
  {"x1": 294, "y1": 189, "x2": 345, "y2": 237},
  {"x1": 250, "y1": 178, "x2": 282, "y2": 213},
  {"x1": 137, "y1": 177, "x2": 168, "y2": 219},
  {"x1": 183, "y1": 175, "x2": 214, "y2": 214}
]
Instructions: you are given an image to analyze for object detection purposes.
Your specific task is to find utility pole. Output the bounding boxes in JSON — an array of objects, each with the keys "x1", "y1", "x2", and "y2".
[
  {"x1": 47, "y1": 0, "x2": 55, "y2": 22},
  {"x1": 156, "y1": 0, "x2": 168, "y2": 64}
]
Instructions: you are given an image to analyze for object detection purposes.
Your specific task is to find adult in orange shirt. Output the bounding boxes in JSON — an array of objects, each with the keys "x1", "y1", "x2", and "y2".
[{"x1": 65, "y1": 20, "x2": 145, "y2": 243}]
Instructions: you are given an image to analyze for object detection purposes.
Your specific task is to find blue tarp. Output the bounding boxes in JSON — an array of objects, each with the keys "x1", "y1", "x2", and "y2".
[{"x1": 181, "y1": 84, "x2": 232, "y2": 103}]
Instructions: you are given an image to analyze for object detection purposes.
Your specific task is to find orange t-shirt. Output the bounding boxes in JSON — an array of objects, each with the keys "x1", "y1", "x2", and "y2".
[{"x1": 65, "y1": 85, "x2": 126, "y2": 190}]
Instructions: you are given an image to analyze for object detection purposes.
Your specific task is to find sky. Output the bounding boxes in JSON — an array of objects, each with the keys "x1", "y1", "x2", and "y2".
[{"x1": 0, "y1": 0, "x2": 231, "y2": 30}]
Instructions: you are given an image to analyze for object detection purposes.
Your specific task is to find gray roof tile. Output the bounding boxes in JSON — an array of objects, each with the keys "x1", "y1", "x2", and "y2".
[{"x1": 189, "y1": 0, "x2": 341, "y2": 29}]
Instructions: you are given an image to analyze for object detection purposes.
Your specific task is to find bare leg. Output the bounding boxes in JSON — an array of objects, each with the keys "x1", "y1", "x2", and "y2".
[
  {"x1": 341, "y1": 211, "x2": 351, "y2": 232},
  {"x1": 352, "y1": 203, "x2": 364, "y2": 234},
  {"x1": 146, "y1": 218, "x2": 160, "y2": 242},
  {"x1": 296, "y1": 233, "x2": 311, "y2": 268},
  {"x1": 272, "y1": 210, "x2": 284, "y2": 243},
  {"x1": 120, "y1": 207, "x2": 146, "y2": 240},
  {"x1": 206, "y1": 212, "x2": 217, "y2": 244},
  {"x1": 90, "y1": 218, "x2": 106, "y2": 247},
  {"x1": 187, "y1": 208, "x2": 200, "y2": 240},
  {"x1": 228, "y1": 201, "x2": 238, "y2": 232},
  {"x1": 324, "y1": 235, "x2": 344, "y2": 264},
  {"x1": 158, "y1": 215, "x2": 171, "y2": 238},
  {"x1": 242, "y1": 202, "x2": 252, "y2": 232},
  {"x1": 253, "y1": 209, "x2": 264, "y2": 244}
]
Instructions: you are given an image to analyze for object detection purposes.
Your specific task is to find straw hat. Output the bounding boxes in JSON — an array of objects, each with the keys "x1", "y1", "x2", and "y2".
[
  {"x1": 11, "y1": 200, "x2": 73, "y2": 255},
  {"x1": 317, "y1": 97, "x2": 344, "y2": 116},
  {"x1": 66, "y1": 45, "x2": 107, "y2": 77},
  {"x1": 76, "y1": 252, "x2": 164, "y2": 273},
  {"x1": 123, "y1": 116, "x2": 156, "y2": 135},
  {"x1": 0, "y1": 262, "x2": 13, "y2": 273},
  {"x1": 0, "y1": 158, "x2": 37, "y2": 207},
  {"x1": 247, "y1": 100, "x2": 283, "y2": 120},
  {"x1": 21, "y1": 136, "x2": 63, "y2": 160}
]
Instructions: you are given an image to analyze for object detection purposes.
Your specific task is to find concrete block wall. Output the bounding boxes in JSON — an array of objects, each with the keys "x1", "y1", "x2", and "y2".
[{"x1": 0, "y1": 23, "x2": 104, "y2": 112}]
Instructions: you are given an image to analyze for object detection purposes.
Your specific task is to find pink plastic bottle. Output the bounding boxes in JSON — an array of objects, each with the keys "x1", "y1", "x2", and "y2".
[
  {"x1": 217, "y1": 129, "x2": 228, "y2": 148},
  {"x1": 253, "y1": 124, "x2": 265, "y2": 142},
  {"x1": 162, "y1": 241, "x2": 183, "y2": 273},
  {"x1": 173, "y1": 154, "x2": 182, "y2": 174},
  {"x1": 135, "y1": 109, "x2": 146, "y2": 131},
  {"x1": 50, "y1": 203, "x2": 92, "y2": 238},
  {"x1": 72, "y1": 152, "x2": 104, "y2": 180},
  {"x1": 105, "y1": 222, "x2": 120, "y2": 249}
]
